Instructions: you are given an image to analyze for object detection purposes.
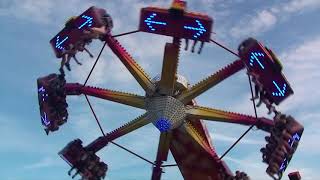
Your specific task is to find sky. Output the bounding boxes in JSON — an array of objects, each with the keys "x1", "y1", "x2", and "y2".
[{"x1": 0, "y1": 0, "x2": 320, "y2": 180}]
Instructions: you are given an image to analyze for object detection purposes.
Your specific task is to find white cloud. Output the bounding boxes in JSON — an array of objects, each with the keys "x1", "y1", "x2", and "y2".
[
  {"x1": 0, "y1": 115, "x2": 59, "y2": 154},
  {"x1": 230, "y1": 0, "x2": 320, "y2": 38},
  {"x1": 228, "y1": 92, "x2": 275, "y2": 118},
  {"x1": 211, "y1": 132, "x2": 264, "y2": 145},
  {"x1": 293, "y1": 113, "x2": 320, "y2": 155},
  {"x1": 278, "y1": 36, "x2": 320, "y2": 112},
  {"x1": 0, "y1": 0, "x2": 96, "y2": 24},
  {"x1": 225, "y1": 154, "x2": 317, "y2": 180},
  {"x1": 23, "y1": 157, "x2": 61, "y2": 169},
  {"x1": 0, "y1": 0, "x2": 53, "y2": 23},
  {"x1": 0, "y1": 0, "x2": 171, "y2": 26},
  {"x1": 113, "y1": 33, "x2": 171, "y2": 80},
  {"x1": 282, "y1": 36, "x2": 320, "y2": 63},
  {"x1": 230, "y1": 10, "x2": 277, "y2": 38},
  {"x1": 282, "y1": 0, "x2": 320, "y2": 13},
  {"x1": 68, "y1": 55, "x2": 135, "y2": 87}
]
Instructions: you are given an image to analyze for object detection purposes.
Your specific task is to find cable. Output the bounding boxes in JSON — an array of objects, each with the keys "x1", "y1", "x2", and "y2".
[
  {"x1": 85, "y1": 95, "x2": 106, "y2": 136},
  {"x1": 219, "y1": 75, "x2": 259, "y2": 159},
  {"x1": 110, "y1": 141, "x2": 155, "y2": 165},
  {"x1": 83, "y1": 41, "x2": 107, "y2": 86},
  {"x1": 209, "y1": 38, "x2": 260, "y2": 160},
  {"x1": 219, "y1": 75, "x2": 259, "y2": 160},
  {"x1": 112, "y1": 30, "x2": 140, "y2": 38},
  {"x1": 210, "y1": 39, "x2": 239, "y2": 58},
  {"x1": 84, "y1": 88, "x2": 155, "y2": 165},
  {"x1": 82, "y1": 32, "x2": 155, "y2": 165},
  {"x1": 82, "y1": 35, "x2": 259, "y2": 165},
  {"x1": 83, "y1": 30, "x2": 139, "y2": 86}
]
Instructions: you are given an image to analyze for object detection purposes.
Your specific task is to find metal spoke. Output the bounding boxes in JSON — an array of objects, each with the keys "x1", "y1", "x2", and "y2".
[
  {"x1": 185, "y1": 105, "x2": 273, "y2": 132},
  {"x1": 106, "y1": 113, "x2": 150, "y2": 142},
  {"x1": 158, "y1": 38, "x2": 180, "y2": 95},
  {"x1": 86, "y1": 113, "x2": 150, "y2": 152},
  {"x1": 178, "y1": 60, "x2": 244, "y2": 104},
  {"x1": 80, "y1": 19, "x2": 265, "y2": 177},
  {"x1": 66, "y1": 83, "x2": 145, "y2": 109},
  {"x1": 151, "y1": 132, "x2": 173, "y2": 180},
  {"x1": 104, "y1": 35, "x2": 155, "y2": 94},
  {"x1": 183, "y1": 121, "x2": 213, "y2": 154},
  {"x1": 85, "y1": 96, "x2": 154, "y2": 165}
]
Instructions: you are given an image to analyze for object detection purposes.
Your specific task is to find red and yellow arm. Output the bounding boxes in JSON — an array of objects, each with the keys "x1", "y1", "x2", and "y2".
[
  {"x1": 86, "y1": 113, "x2": 150, "y2": 152},
  {"x1": 158, "y1": 40, "x2": 180, "y2": 95},
  {"x1": 103, "y1": 35, "x2": 155, "y2": 95},
  {"x1": 186, "y1": 105, "x2": 274, "y2": 132},
  {"x1": 65, "y1": 83, "x2": 145, "y2": 109},
  {"x1": 178, "y1": 59, "x2": 245, "y2": 104}
]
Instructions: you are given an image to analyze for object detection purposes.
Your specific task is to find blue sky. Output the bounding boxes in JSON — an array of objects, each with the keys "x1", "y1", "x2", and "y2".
[{"x1": 0, "y1": 0, "x2": 320, "y2": 179}]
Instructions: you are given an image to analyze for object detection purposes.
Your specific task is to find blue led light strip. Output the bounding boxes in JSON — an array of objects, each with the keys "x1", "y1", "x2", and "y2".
[
  {"x1": 78, "y1": 15, "x2": 93, "y2": 29},
  {"x1": 272, "y1": 81, "x2": 287, "y2": 97},
  {"x1": 38, "y1": 86, "x2": 48, "y2": 102},
  {"x1": 38, "y1": 86, "x2": 45, "y2": 93},
  {"x1": 41, "y1": 112, "x2": 50, "y2": 126},
  {"x1": 279, "y1": 157, "x2": 287, "y2": 171},
  {"x1": 144, "y1": 13, "x2": 167, "y2": 31},
  {"x1": 279, "y1": 132, "x2": 301, "y2": 172},
  {"x1": 183, "y1": 20, "x2": 207, "y2": 38},
  {"x1": 55, "y1": 36, "x2": 69, "y2": 50},
  {"x1": 249, "y1": 52, "x2": 265, "y2": 69}
]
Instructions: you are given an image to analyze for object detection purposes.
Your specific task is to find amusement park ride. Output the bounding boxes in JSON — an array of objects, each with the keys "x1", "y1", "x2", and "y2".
[{"x1": 37, "y1": 1, "x2": 304, "y2": 180}]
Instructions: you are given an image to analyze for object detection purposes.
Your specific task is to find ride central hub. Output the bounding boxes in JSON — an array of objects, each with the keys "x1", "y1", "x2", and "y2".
[{"x1": 146, "y1": 96, "x2": 186, "y2": 132}]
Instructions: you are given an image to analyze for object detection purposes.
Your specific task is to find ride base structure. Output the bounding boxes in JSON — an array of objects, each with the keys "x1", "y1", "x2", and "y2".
[{"x1": 37, "y1": 1, "x2": 304, "y2": 180}]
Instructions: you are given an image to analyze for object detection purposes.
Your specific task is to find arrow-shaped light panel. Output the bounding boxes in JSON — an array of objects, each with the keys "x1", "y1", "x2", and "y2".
[
  {"x1": 183, "y1": 19, "x2": 207, "y2": 39},
  {"x1": 144, "y1": 13, "x2": 167, "y2": 31}
]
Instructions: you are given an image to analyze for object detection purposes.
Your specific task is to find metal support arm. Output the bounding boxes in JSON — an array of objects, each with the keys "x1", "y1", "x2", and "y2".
[
  {"x1": 178, "y1": 60, "x2": 245, "y2": 104},
  {"x1": 151, "y1": 132, "x2": 172, "y2": 180},
  {"x1": 158, "y1": 38, "x2": 180, "y2": 95},
  {"x1": 103, "y1": 34, "x2": 155, "y2": 95},
  {"x1": 186, "y1": 105, "x2": 274, "y2": 132},
  {"x1": 183, "y1": 121, "x2": 215, "y2": 155},
  {"x1": 86, "y1": 113, "x2": 150, "y2": 152},
  {"x1": 65, "y1": 83, "x2": 145, "y2": 109}
]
